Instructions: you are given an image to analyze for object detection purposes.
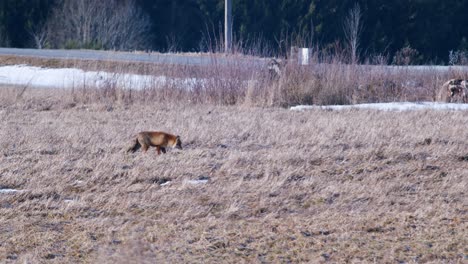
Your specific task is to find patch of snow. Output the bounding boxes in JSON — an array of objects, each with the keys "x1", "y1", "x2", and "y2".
[
  {"x1": 160, "y1": 181, "x2": 171, "y2": 186},
  {"x1": 0, "y1": 188, "x2": 21, "y2": 194},
  {"x1": 0, "y1": 65, "x2": 200, "y2": 90},
  {"x1": 291, "y1": 102, "x2": 468, "y2": 112},
  {"x1": 187, "y1": 179, "x2": 208, "y2": 184},
  {"x1": 356, "y1": 64, "x2": 468, "y2": 73},
  {"x1": 186, "y1": 178, "x2": 209, "y2": 185},
  {"x1": 386, "y1": 65, "x2": 468, "y2": 72}
]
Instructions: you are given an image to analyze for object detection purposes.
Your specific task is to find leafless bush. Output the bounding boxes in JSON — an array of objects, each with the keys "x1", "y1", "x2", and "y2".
[
  {"x1": 45, "y1": 0, "x2": 151, "y2": 50},
  {"x1": 366, "y1": 53, "x2": 390, "y2": 65},
  {"x1": 393, "y1": 45, "x2": 421, "y2": 65},
  {"x1": 30, "y1": 32, "x2": 48, "y2": 49},
  {"x1": 448, "y1": 50, "x2": 468, "y2": 65},
  {"x1": 343, "y1": 4, "x2": 363, "y2": 64},
  {"x1": 28, "y1": 22, "x2": 49, "y2": 49},
  {"x1": 61, "y1": 58, "x2": 463, "y2": 107}
]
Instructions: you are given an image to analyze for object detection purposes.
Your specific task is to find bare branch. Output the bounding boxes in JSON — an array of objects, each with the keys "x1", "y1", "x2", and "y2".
[
  {"x1": 343, "y1": 4, "x2": 363, "y2": 64},
  {"x1": 27, "y1": 22, "x2": 49, "y2": 49}
]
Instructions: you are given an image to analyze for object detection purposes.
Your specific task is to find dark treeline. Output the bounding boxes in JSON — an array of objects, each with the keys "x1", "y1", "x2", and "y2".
[{"x1": 0, "y1": 0, "x2": 467, "y2": 64}]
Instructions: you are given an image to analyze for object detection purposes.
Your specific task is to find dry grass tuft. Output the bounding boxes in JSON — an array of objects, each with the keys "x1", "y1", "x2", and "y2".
[{"x1": 0, "y1": 88, "x2": 466, "y2": 263}]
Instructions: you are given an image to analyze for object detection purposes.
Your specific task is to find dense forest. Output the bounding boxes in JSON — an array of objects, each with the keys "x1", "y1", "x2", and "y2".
[{"x1": 0, "y1": 0, "x2": 467, "y2": 64}]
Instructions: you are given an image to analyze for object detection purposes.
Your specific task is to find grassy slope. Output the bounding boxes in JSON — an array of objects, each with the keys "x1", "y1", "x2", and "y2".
[{"x1": 0, "y1": 89, "x2": 466, "y2": 263}]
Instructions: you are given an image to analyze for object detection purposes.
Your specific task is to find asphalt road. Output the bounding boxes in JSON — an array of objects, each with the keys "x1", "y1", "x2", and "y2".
[
  {"x1": 0, "y1": 47, "x2": 266, "y2": 67},
  {"x1": 1, "y1": 47, "x2": 467, "y2": 73}
]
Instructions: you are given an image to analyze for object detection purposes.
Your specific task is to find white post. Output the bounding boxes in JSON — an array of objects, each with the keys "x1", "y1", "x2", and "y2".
[{"x1": 301, "y1": 48, "x2": 310, "y2": 65}]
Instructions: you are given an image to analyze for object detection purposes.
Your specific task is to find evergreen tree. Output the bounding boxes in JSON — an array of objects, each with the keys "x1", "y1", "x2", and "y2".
[{"x1": 0, "y1": 0, "x2": 467, "y2": 63}]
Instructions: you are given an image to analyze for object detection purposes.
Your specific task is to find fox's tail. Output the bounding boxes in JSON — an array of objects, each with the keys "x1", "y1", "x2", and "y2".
[{"x1": 127, "y1": 138, "x2": 141, "y2": 153}]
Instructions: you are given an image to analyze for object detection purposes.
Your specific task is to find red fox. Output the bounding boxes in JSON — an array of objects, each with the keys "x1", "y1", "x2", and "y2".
[{"x1": 127, "y1": 131, "x2": 182, "y2": 155}]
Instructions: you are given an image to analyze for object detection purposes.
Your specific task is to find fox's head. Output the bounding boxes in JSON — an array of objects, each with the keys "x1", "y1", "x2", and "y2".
[
  {"x1": 174, "y1": 135, "x2": 182, "y2": 150},
  {"x1": 450, "y1": 86, "x2": 461, "y2": 97}
]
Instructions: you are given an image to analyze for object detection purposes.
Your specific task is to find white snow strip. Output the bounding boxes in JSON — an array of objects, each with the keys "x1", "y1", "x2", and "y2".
[
  {"x1": 160, "y1": 181, "x2": 171, "y2": 186},
  {"x1": 291, "y1": 102, "x2": 468, "y2": 111},
  {"x1": 186, "y1": 179, "x2": 209, "y2": 185},
  {"x1": 0, "y1": 65, "x2": 199, "y2": 90},
  {"x1": 0, "y1": 188, "x2": 21, "y2": 194}
]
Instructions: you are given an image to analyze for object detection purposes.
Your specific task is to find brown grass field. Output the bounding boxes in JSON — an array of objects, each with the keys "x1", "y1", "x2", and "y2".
[{"x1": 0, "y1": 87, "x2": 466, "y2": 263}]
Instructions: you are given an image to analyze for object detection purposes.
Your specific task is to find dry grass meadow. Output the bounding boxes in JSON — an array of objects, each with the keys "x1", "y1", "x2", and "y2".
[{"x1": 0, "y1": 86, "x2": 467, "y2": 263}]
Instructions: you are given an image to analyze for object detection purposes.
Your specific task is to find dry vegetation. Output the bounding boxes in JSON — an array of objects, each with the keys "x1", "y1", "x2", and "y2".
[
  {"x1": 2, "y1": 54, "x2": 468, "y2": 107},
  {"x1": 0, "y1": 87, "x2": 467, "y2": 263}
]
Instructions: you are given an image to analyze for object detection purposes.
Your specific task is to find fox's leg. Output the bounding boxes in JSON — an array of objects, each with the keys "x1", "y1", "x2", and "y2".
[
  {"x1": 156, "y1": 146, "x2": 161, "y2": 155},
  {"x1": 161, "y1": 147, "x2": 166, "y2": 154},
  {"x1": 142, "y1": 144, "x2": 149, "y2": 153}
]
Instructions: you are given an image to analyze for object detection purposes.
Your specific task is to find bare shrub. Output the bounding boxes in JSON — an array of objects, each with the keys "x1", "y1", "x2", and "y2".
[
  {"x1": 343, "y1": 4, "x2": 363, "y2": 64},
  {"x1": 448, "y1": 50, "x2": 468, "y2": 65},
  {"x1": 28, "y1": 22, "x2": 49, "y2": 49},
  {"x1": 45, "y1": 0, "x2": 151, "y2": 50},
  {"x1": 393, "y1": 45, "x2": 421, "y2": 65},
  {"x1": 62, "y1": 57, "x2": 466, "y2": 107}
]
